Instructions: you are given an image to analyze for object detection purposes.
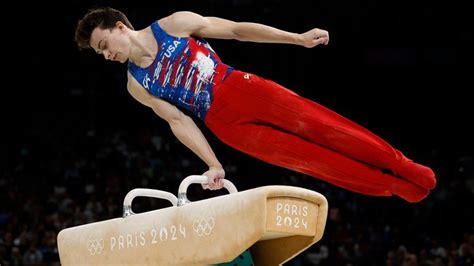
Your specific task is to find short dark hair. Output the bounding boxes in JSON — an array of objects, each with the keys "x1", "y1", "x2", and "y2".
[{"x1": 75, "y1": 7, "x2": 134, "y2": 49}]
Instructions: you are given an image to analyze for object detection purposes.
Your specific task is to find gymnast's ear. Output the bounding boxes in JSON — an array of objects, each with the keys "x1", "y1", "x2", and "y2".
[{"x1": 115, "y1": 21, "x2": 127, "y2": 30}]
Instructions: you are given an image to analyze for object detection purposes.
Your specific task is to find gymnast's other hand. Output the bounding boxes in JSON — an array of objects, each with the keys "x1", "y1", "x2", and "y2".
[
  {"x1": 300, "y1": 28, "x2": 329, "y2": 48},
  {"x1": 202, "y1": 166, "x2": 225, "y2": 190}
]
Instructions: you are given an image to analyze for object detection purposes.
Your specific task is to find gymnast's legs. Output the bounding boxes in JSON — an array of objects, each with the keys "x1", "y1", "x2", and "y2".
[{"x1": 205, "y1": 71, "x2": 435, "y2": 202}]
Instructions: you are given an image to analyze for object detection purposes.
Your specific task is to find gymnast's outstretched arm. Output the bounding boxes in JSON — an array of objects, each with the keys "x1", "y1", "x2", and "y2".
[
  {"x1": 158, "y1": 11, "x2": 329, "y2": 48},
  {"x1": 126, "y1": 72, "x2": 225, "y2": 190}
]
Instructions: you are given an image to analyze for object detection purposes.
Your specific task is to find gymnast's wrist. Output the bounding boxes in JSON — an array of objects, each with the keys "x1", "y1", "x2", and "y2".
[{"x1": 208, "y1": 164, "x2": 223, "y2": 170}]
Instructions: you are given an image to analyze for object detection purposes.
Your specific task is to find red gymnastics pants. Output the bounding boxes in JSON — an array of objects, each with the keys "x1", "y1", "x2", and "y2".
[{"x1": 204, "y1": 71, "x2": 436, "y2": 202}]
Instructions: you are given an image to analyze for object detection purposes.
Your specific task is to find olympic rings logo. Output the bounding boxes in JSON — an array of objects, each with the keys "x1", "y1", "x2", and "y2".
[
  {"x1": 87, "y1": 238, "x2": 104, "y2": 256},
  {"x1": 192, "y1": 217, "x2": 215, "y2": 237}
]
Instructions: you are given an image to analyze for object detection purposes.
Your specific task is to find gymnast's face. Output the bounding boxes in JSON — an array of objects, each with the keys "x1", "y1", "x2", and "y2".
[{"x1": 90, "y1": 22, "x2": 130, "y2": 63}]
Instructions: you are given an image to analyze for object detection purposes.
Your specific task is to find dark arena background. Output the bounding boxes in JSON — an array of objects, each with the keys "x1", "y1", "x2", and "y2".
[{"x1": 1, "y1": 0, "x2": 473, "y2": 265}]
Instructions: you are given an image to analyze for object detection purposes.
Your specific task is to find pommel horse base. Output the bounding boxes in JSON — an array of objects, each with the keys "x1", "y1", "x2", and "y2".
[{"x1": 57, "y1": 175, "x2": 328, "y2": 265}]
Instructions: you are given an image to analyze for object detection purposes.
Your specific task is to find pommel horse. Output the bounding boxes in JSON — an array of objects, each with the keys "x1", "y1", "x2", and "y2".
[{"x1": 57, "y1": 175, "x2": 328, "y2": 265}]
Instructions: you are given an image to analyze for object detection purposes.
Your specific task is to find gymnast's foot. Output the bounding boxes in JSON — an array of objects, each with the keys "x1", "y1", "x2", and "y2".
[
  {"x1": 390, "y1": 177, "x2": 430, "y2": 203},
  {"x1": 396, "y1": 160, "x2": 436, "y2": 190}
]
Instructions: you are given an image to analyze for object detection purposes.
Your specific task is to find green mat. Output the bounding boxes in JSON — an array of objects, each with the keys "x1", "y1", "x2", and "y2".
[{"x1": 213, "y1": 249, "x2": 254, "y2": 266}]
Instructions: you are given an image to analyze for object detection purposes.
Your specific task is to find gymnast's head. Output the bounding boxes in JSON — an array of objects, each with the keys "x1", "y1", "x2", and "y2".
[{"x1": 75, "y1": 7, "x2": 134, "y2": 63}]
